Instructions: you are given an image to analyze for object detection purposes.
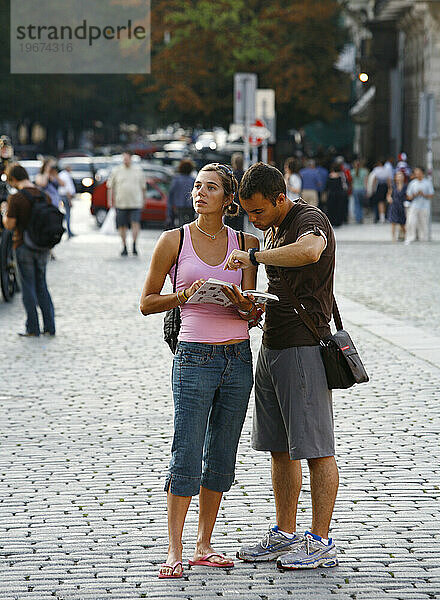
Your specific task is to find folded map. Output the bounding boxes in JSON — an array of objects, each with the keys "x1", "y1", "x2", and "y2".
[{"x1": 185, "y1": 278, "x2": 279, "y2": 307}]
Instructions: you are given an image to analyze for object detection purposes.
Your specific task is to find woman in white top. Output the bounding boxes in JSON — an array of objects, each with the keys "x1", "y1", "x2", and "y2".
[{"x1": 284, "y1": 157, "x2": 302, "y2": 201}]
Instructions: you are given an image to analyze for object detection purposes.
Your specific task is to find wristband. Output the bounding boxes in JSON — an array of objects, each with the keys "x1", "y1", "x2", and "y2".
[
  {"x1": 248, "y1": 247, "x2": 259, "y2": 266},
  {"x1": 181, "y1": 288, "x2": 188, "y2": 301}
]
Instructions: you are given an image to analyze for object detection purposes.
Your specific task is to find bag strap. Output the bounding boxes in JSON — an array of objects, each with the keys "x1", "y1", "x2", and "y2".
[
  {"x1": 238, "y1": 230, "x2": 244, "y2": 251},
  {"x1": 172, "y1": 227, "x2": 184, "y2": 293},
  {"x1": 276, "y1": 268, "x2": 343, "y2": 343}
]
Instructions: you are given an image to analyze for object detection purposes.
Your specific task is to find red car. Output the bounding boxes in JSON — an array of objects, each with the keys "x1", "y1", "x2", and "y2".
[{"x1": 91, "y1": 177, "x2": 168, "y2": 227}]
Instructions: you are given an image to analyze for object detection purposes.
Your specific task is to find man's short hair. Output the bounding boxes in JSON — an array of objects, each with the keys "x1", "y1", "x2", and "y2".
[
  {"x1": 239, "y1": 162, "x2": 286, "y2": 206},
  {"x1": 415, "y1": 165, "x2": 425, "y2": 173},
  {"x1": 6, "y1": 163, "x2": 29, "y2": 183},
  {"x1": 122, "y1": 150, "x2": 133, "y2": 156}
]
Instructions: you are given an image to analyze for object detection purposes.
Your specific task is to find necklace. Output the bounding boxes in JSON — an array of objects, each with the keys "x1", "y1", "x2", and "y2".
[{"x1": 195, "y1": 221, "x2": 225, "y2": 240}]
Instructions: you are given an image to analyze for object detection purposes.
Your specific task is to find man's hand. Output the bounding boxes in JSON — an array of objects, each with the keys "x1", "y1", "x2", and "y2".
[{"x1": 224, "y1": 249, "x2": 252, "y2": 271}]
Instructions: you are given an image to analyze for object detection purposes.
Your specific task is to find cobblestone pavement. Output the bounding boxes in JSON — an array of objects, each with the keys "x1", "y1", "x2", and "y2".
[{"x1": 0, "y1": 199, "x2": 439, "y2": 600}]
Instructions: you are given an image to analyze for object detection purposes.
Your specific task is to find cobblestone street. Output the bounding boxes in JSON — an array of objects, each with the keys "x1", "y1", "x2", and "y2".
[{"x1": 1, "y1": 198, "x2": 439, "y2": 600}]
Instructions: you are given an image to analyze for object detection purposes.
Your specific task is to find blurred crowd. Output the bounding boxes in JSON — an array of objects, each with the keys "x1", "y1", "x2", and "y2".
[{"x1": 282, "y1": 153, "x2": 434, "y2": 244}]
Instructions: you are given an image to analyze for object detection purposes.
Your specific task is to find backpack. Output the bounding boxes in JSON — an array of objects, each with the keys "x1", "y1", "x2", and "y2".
[{"x1": 20, "y1": 188, "x2": 65, "y2": 250}]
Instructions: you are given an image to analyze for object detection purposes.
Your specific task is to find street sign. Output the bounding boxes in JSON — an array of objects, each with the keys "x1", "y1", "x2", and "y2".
[
  {"x1": 249, "y1": 119, "x2": 271, "y2": 147},
  {"x1": 256, "y1": 89, "x2": 276, "y2": 144},
  {"x1": 234, "y1": 73, "x2": 257, "y2": 126}
]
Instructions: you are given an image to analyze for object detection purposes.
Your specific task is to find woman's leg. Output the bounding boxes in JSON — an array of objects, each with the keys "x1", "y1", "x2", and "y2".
[
  {"x1": 195, "y1": 487, "x2": 225, "y2": 562},
  {"x1": 159, "y1": 492, "x2": 192, "y2": 576},
  {"x1": 391, "y1": 222, "x2": 397, "y2": 241},
  {"x1": 197, "y1": 343, "x2": 253, "y2": 563},
  {"x1": 163, "y1": 343, "x2": 220, "y2": 570}
]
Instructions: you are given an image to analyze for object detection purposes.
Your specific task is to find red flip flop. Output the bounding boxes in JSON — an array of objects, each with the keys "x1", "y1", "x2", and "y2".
[
  {"x1": 189, "y1": 552, "x2": 234, "y2": 568},
  {"x1": 158, "y1": 561, "x2": 183, "y2": 579}
]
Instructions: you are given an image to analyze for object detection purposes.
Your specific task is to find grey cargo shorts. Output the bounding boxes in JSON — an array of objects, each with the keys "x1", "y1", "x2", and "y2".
[{"x1": 252, "y1": 344, "x2": 335, "y2": 460}]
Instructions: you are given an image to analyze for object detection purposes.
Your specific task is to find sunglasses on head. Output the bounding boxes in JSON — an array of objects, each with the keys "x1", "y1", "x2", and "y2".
[{"x1": 211, "y1": 163, "x2": 234, "y2": 176}]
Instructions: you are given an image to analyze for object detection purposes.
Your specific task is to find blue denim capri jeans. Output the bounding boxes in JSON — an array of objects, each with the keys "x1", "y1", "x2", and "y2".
[{"x1": 164, "y1": 340, "x2": 254, "y2": 497}]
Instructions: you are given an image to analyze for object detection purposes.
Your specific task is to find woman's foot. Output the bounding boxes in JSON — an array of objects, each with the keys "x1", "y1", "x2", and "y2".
[
  {"x1": 159, "y1": 550, "x2": 183, "y2": 578},
  {"x1": 191, "y1": 545, "x2": 234, "y2": 567}
]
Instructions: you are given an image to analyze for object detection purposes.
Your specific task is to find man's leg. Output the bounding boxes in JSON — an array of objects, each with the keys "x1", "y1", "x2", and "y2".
[
  {"x1": 15, "y1": 246, "x2": 40, "y2": 335},
  {"x1": 118, "y1": 226, "x2": 128, "y2": 255},
  {"x1": 308, "y1": 456, "x2": 339, "y2": 539},
  {"x1": 271, "y1": 452, "x2": 302, "y2": 534},
  {"x1": 35, "y1": 251, "x2": 55, "y2": 335},
  {"x1": 131, "y1": 220, "x2": 140, "y2": 254},
  {"x1": 418, "y1": 207, "x2": 430, "y2": 242},
  {"x1": 405, "y1": 205, "x2": 417, "y2": 243}
]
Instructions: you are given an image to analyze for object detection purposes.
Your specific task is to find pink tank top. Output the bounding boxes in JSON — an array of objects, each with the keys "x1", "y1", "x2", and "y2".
[{"x1": 169, "y1": 224, "x2": 249, "y2": 343}]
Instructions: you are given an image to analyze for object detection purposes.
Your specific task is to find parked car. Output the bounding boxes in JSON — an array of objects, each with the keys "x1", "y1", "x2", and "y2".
[
  {"x1": 90, "y1": 176, "x2": 168, "y2": 227},
  {"x1": 57, "y1": 157, "x2": 95, "y2": 193}
]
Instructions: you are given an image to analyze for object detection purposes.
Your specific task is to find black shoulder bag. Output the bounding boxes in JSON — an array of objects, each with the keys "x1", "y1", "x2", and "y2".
[
  {"x1": 163, "y1": 227, "x2": 184, "y2": 354},
  {"x1": 277, "y1": 268, "x2": 369, "y2": 390}
]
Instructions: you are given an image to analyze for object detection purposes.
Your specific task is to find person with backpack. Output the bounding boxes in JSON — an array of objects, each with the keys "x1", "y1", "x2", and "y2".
[{"x1": 0, "y1": 163, "x2": 63, "y2": 337}]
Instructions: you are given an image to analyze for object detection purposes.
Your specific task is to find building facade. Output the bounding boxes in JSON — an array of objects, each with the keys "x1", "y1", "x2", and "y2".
[{"x1": 347, "y1": 1, "x2": 440, "y2": 212}]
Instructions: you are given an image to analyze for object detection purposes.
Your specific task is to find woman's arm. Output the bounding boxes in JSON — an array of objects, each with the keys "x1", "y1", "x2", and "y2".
[{"x1": 139, "y1": 229, "x2": 205, "y2": 315}]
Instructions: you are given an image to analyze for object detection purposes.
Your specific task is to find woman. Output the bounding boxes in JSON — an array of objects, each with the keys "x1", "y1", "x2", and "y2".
[
  {"x1": 350, "y1": 159, "x2": 368, "y2": 224},
  {"x1": 326, "y1": 163, "x2": 346, "y2": 227},
  {"x1": 168, "y1": 159, "x2": 195, "y2": 228},
  {"x1": 140, "y1": 163, "x2": 260, "y2": 579},
  {"x1": 35, "y1": 158, "x2": 62, "y2": 208},
  {"x1": 387, "y1": 170, "x2": 407, "y2": 241},
  {"x1": 284, "y1": 157, "x2": 302, "y2": 201},
  {"x1": 370, "y1": 159, "x2": 392, "y2": 223}
]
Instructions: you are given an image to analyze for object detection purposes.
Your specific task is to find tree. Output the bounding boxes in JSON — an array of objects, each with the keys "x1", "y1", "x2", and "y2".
[{"x1": 137, "y1": 0, "x2": 349, "y2": 128}]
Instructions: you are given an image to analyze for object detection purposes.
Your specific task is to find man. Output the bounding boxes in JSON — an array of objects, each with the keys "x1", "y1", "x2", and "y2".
[
  {"x1": 225, "y1": 163, "x2": 338, "y2": 570},
  {"x1": 299, "y1": 159, "x2": 321, "y2": 207},
  {"x1": 405, "y1": 166, "x2": 434, "y2": 244},
  {"x1": 107, "y1": 151, "x2": 145, "y2": 256},
  {"x1": 1, "y1": 163, "x2": 55, "y2": 337},
  {"x1": 167, "y1": 159, "x2": 195, "y2": 228},
  {"x1": 58, "y1": 165, "x2": 76, "y2": 238}
]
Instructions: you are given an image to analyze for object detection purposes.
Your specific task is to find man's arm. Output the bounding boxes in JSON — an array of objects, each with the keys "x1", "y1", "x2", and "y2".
[
  {"x1": 1, "y1": 201, "x2": 16, "y2": 230},
  {"x1": 225, "y1": 232, "x2": 326, "y2": 271}
]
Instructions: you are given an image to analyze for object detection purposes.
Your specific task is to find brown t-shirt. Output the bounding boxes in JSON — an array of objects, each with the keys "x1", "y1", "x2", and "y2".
[
  {"x1": 263, "y1": 200, "x2": 336, "y2": 349},
  {"x1": 6, "y1": 187, "x2": 50, "y2": 249}
]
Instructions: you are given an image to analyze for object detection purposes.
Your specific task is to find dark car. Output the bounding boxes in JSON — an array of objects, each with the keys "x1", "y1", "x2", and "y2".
[
  {"x1": 58, "y1": 157, "x2": 96, "y2": 194},
  {"x1": 90, "y1": 176, "x2": 168, "y2": 227}
]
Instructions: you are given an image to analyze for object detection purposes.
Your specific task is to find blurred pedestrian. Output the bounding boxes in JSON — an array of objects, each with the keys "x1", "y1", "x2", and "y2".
[
  {"x1": 396, "y1": 152, "x2": 411, "y2": 182},
  {"x1": 350, "y1": 159, "x2": 368, "y2": 224},
  {"x1": 405, "y1": 166, "x2": 434, "y2": 244},
  {"x1": 335, "y1": 156, "x2": 351, "y2": 223},
  {"x1": 139, "y1": 163, "x2": 259, "y2": 579},
  {"x1": 387, "y1": 171, "x2": 407, "y2": 242},
  {"x1": 58, "y1": 165, "x2": 76, "y2": 238},
  {"x1": 107, "y1": 151, "x2": 145, "y2": 256},
  {"x1": 1, "y1": 164, "x2": 55, "y2": 337},
  {"x1": 36, "y1": 159, "x2": 62, "y2": 208},
  {"x1": 299, "y1": 159, "x2": 321, "y2": 207},
  {"x1": 316, "y1": 159, "x2": 329, "y2": 211},
  {"x1": 224, "y1": 153, "x2": 245, "y2": 230},
  {"x1": 168, "y1": 159, "x2": 196, "y2": 228},
  {"x1": 370, "y1": 159, "x2": 392, "y2": 223},
  {"x1": 326, "y1": 163, "x2": 346, "y2": 227},
  {"x1": 284, "y1": 157, "x2": 301, "y2": 201}
]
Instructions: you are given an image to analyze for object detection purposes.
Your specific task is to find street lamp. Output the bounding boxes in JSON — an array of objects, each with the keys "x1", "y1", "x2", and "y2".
[{"x1": 359, "y1": 72, "x2": 369, "y2": 83}]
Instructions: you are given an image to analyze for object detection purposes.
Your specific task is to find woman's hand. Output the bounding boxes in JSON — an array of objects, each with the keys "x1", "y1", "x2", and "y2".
[
  {"x1": 184, "y1": 279, "x2": 205, "y2": 299},
  {"x1": 222, "y1": 284, "x2": 255, "y2": 312}
]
